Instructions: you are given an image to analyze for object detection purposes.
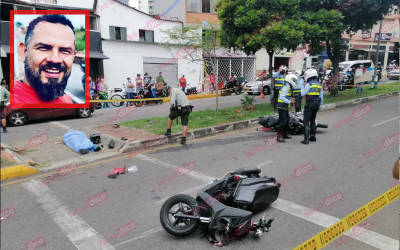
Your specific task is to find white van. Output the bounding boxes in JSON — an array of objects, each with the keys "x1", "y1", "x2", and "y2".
[{"x1": 339, "y1": 60, "x2": 375, "y2": 83}]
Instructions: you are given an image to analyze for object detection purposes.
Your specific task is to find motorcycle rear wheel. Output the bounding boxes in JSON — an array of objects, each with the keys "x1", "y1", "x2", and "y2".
[
  {"x1": 221, "y1": 89, "x2": 229, "y2": 96},
  {"x1": 160, "y1": 194, "x2": 200, "y2": 237}
]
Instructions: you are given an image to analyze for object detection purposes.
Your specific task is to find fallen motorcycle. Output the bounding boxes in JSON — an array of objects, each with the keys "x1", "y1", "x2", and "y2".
[
  {"x1": 259, "y1": 111, "x2": 328, "y2": 135},
  {"x1": 160, "y1": 166, "x2": 279, "y2": 246}
]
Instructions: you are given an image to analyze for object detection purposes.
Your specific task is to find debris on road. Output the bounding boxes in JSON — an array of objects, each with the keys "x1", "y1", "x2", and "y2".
[
  {"x1": 27, "y1": 160, "x2": 36, "y2": 166},
  {"x1": 108, "y1": 140, "x2": 115, "y2": 149},
  {"x1": 108, "y1": 166, "x2": 126, "y2": 179},
  {"x1": 128, "y1": 166, "x2": 138, "y2": 173}
]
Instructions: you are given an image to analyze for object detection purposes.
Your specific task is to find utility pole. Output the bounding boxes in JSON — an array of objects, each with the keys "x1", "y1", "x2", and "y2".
[{"x1": 372, "y1": 19, "x2": 383, "y2": 89}]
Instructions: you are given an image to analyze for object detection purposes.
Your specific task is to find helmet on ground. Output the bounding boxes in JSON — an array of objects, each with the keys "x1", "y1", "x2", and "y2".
[
  {"x1": 285, "y1": 74, "x2": 299, "y2": 88},
  {"x1": 304, "y1": 69, "x2": 318, "y2": 82},
  {"x1": 294, "y1": 70, "x2": 302, "y2": 78}
]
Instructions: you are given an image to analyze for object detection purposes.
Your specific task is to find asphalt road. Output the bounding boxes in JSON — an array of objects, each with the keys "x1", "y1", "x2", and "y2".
[
  {"x1": 1, "y1": 96, "x2": 399, "y2": 250},
  {"x1": 1, "y1": 78, "x2": 397, "y2": 144}
]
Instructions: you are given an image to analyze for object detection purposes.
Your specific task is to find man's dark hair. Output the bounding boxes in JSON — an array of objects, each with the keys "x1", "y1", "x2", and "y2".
[
  {"x1": 25, "y1": 15, "x2": 76, "y2": 50},
  {"x1": 159, "y1": 72, "x2": 162, "y2": 74}
]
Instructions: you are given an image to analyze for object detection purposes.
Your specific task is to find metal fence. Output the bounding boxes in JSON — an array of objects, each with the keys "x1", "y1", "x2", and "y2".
[{"x1": 203, "y1": 58, "x2": 255, "y2": 93}]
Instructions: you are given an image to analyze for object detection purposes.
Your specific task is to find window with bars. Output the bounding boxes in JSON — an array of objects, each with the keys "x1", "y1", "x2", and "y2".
[
  {"x1": 109, "y1": 26, "x2": 127, "y2": 41},
  {"x1": 188, "y1": 0, "x2": 218, "y2": 14}
]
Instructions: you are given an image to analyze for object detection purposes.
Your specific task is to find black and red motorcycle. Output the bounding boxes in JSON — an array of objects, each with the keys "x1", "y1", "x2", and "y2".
[
  {"x1": 137, "y1": 85, "x2": 166, "y2": 105},
  {"x1": 160, "y1": 166, "x2": 279, "y2": 246}
]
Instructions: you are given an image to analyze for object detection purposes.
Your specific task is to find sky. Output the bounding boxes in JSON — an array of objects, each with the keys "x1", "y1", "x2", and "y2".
[{"x1": 14, "y1": 14, "x2": 85, "y2": 30}]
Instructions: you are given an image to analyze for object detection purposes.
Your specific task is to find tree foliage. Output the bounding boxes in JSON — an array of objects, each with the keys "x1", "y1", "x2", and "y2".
[{"x1": 216, "y1": 0, "x2": 397, "y2": 96}]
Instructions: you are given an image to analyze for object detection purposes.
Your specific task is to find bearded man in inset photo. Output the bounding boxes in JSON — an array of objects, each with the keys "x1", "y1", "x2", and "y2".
[{"x1": 16, "y1": 15, "x2": 77, "y2": 104}]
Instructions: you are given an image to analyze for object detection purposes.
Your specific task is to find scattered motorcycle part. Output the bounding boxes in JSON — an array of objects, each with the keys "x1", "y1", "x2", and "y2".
[
  {"x1": 108, "y1": 140, "x2": 115, "y2": 149},
  {"x1": 108, "y1": 166, "x2": 126, "y2": 178},
  {"x1": 128, "y1": 166, "x2": 138, "y2": 173}
]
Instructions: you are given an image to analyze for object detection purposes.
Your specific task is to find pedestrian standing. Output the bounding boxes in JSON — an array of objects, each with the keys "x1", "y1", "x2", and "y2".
[
  {"x1": 149, "y1": 76, "x2": 160, "y2": 105},
  {"x1": 136, "y1": 74, "x2": 143, "y2": 93},
  {"x1": 293, "y1": 70, "x2": 304, "y2": 113},
  {"x1": 89, "y1": 77, "x2": 96, "y2": 97},
  {"x1": 204, "y1": 73, "x2": 211, "y2": 93},
  {"x1": 322, "y1": 66, "x2": 327, "y2": 77},
  {"x1": 272, "y1": 66, "x2": 287, "y2": 112},
  {"x1": 356, "y1": 64, "x2": 365, "y2": 96},
  {"x1": 164, "y1": 86, "x2": 193, "y2": 145},
  {"x1": 179, "y1": 74, "x2": 187, "y2": 92},
  {"x1": 126, "y1": 77, "x2": 135, "y2": 107},
  {"x1": 276, "y1": 74, "x2": 297, "y2": 142},
  {"x1": 300, "y1": 69, "x2": 323, "y2": 145},
  {"x1": 210, "y1": 72, "x2": 215, "y2": 94},
  {"x1": 99, "y1": 78, "x2": 109, "y2": 108},
  {"x1": 156, "y1": 72, "x2": 165, "y2": 85},
  {"x1": 1, "y1": 85, "x2": 10, "y2": 133},
  {"x1": 144, "y1": 72, "x2": 150, "y2": 86},
  {"x1": 1, "y1": 79, "x2": 9, "y2": 91}
]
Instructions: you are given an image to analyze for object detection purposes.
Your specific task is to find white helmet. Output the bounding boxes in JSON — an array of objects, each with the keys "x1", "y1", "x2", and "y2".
[
  {"x1": 285, "y1": 74, "x2": 299, "y2": 88},
  {"x1": 279, "y1": 65, "x2": 287, "y2": 71},
  {"x1": 294, "y1": 70, "x2": 302, "y2": 78},
  {"x1": 304, "y1": 69, "x2": 318, "y2": 82}
]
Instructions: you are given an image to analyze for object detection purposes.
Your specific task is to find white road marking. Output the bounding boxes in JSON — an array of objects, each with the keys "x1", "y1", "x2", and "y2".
[
  {"x1": 22, "y1": 179, "x2": 115, "y2": 250},
  {"x1": 49, "y1": 121, "x2": 71, "y2": 130},
  {"x1": 113, "y1": 228, "x2": 164, "y2": 248},
  {"x1": 136, "y1": 154, "x2": 215, "y2": 183},
  {"x1": 144, "y1": 156, "x2": 398, "y2": 250},
  {"x1": 371, "y1": 116, "x2": 399, "y2": 127},
  {"x1": 256, "y1": 160, "x2": 273, "y2": 168},
  {"x1": 271, "y1": 199, "x2": 398, "y2": 250}
]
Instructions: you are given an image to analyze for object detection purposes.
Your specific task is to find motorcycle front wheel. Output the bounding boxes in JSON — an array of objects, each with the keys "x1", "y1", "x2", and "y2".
[
  {"x1": 221, "y1": 89, "x2": 229, "y2": 96},
  {"x1": 160, "y1": 194, "x2": 200, "y2": 237},
  {"x1": 234, "y1": 87, "x2": 241, "y2": 95}
]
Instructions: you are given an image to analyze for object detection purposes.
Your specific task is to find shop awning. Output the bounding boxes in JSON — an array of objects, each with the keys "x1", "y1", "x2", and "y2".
[
  {"x1": 75, "y1": 51, "x2": 110, "y2": 59},
  {"x1": 318, "y1": 49, "x2": 329, "y2": 60}
]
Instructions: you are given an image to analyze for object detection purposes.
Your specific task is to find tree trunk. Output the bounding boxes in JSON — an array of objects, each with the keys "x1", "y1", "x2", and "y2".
[{"x1": 267, "y1": 50, "x2": 275, "y2": 107}]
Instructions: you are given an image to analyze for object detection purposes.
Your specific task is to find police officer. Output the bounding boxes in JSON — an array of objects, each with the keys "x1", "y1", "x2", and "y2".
[
  {"x1": 293, "y1": 70, "x2": 304, "y2": 113},
  {"x1": 276, "y1": 74, "x2": 298, "y2": 143},
  {"x1": 272, "y1": 65, "x2": 287, "y2": 112},
  {"x1": 164, "y1": 86, "x2": 192, "y2": 145},
  {"x1": 300, "y1": 69, "x2": 323, "y2": 145}
]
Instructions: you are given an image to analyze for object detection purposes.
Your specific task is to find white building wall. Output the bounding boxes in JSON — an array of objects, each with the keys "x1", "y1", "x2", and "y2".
[
  {"x1": 128, "y1": 0, "x2": 149, "y2": 14},
  {"x1": 96, "y1": 0, "x2": 201, "y2": 91}
]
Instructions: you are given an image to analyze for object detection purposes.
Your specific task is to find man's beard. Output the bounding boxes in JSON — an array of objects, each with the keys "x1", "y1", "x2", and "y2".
[{"x1": 24, "y1": 60, "x2": 71, "y2": 102}]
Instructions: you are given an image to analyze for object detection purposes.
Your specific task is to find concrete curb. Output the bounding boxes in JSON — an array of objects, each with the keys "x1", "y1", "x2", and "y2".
[
  {"x1": 1, "y1": 143, "x2": 39, "y2": 180},
  {"x1": 119, "y1": 91, "x2": 399, "y2": 155}
]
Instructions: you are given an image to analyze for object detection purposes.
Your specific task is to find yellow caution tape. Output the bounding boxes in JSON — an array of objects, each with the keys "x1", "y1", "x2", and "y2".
[{"x1": 293, "y1": 185, "x2": 399, "y2": 250}]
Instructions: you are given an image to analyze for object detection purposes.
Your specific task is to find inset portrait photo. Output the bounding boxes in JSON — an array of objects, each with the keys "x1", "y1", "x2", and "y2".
[{"x1": 11, "y1": 11, "x2": 90, "y2": 108}]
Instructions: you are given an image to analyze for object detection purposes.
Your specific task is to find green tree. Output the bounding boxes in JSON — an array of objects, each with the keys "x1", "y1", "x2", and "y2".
[{"x1": 161, "y1": 23, "x2": 229, "y2": 112}]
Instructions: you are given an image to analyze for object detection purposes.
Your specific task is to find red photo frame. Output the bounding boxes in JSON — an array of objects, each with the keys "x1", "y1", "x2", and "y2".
[{"x1": 10, "y1": 10, "x2": 90, "y2": 108}]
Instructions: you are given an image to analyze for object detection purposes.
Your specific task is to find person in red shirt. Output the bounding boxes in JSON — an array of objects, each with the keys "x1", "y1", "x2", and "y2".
[
  {"x1": 209, "y1": 72, "x2": 215, "y2": 94},
  {"x1": 15, "y1": 15, "x2": 76, "y2": 105},
  {"x1": 179, "y1": 74, "x2": 187, "y2": 92}
]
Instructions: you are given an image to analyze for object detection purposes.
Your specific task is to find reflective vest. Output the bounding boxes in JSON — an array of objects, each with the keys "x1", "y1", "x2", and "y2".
[
  {"x1": 305, "y1": 79, "x2": 322, "y2": 102},
  {"x1": 293, "y1": 77, "x2": 304, "y2": 97},
  {"x1": 274, "y1": 74, "x2": 285, "y2": 90},
  {"x1": 277, "y1": 83, "x2": 292, "y2": 110}
]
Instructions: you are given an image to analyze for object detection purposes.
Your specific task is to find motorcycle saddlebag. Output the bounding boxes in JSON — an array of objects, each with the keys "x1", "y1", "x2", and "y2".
[
  {"x1": 90, "y1": 133, "x2": 101, "y2": 144},
  {"x1": 233, "y1": 177, "x2": 279, "y2": 213}
]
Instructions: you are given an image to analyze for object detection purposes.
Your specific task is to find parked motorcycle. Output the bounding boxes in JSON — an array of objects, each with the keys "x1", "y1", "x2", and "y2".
[
  {"x1": 221, "y1": 76, "x2": 241, "y2": 96},
  {"x1": 185, "y1": 87, "x2": 198, "y2": 95},
  {"x1": 259, "y1": 111, "x2": 328, "y2": 135},
  {"x1": 160, "y1": 166, "x2": 278, "y2": 246},
  {"x1": 138, "y1": 86, "x2": 165, "y2": 105}
]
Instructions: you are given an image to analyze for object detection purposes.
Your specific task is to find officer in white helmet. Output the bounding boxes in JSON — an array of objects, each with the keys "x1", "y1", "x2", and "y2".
[
  {"x1": 276, "y1": 74, "x2": 298, "y2": 142},
  {"x1": 300, "y1": 68, "x2": 323, "y2": 145},
  {"x1": 293, "y1": 70, "x2": 304, "y2": 113},
  {"x1": 271, "y1": 65, "x2": 287, "y2": 112}
]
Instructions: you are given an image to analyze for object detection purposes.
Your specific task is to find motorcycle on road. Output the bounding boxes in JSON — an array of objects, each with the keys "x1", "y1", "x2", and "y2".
[
  {"x1": 259, "y1": 112, "x2": 328, "y2": 135},
  {"x1": 160, "y1": 166, "x2": 278, "y2": 246}
]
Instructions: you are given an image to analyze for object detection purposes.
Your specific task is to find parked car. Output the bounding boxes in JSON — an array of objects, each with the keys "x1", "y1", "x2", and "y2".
[
  {"x1": 243, "y1": 75, "x2": 272, "y2": 95},
  {"x1": 388, "y1": 68, "x2": 399, "y2": 80},
  {"x1": 3, "y1": 103, "x2": 95, "y2": 126}
]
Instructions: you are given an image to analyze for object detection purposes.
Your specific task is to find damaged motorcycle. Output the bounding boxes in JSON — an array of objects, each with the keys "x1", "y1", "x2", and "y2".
[
  {"x1": 160, "y1": 166, "x2": 279, "y2": 246},
  {"x1": 259, "y1": 111, "x2": 328, "y2": 135}
]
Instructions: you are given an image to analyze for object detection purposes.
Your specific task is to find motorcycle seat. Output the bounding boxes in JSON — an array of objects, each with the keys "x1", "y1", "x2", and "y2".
[
  {"x1": 113, "y1": 88, "x2": 123, "y2": 92},
  {"x1": 232, "y1": 166, "x2": 261, "y2": 176},
  {"x1": 187, "y1": 87, "x2": 196, "y2": 91}
]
